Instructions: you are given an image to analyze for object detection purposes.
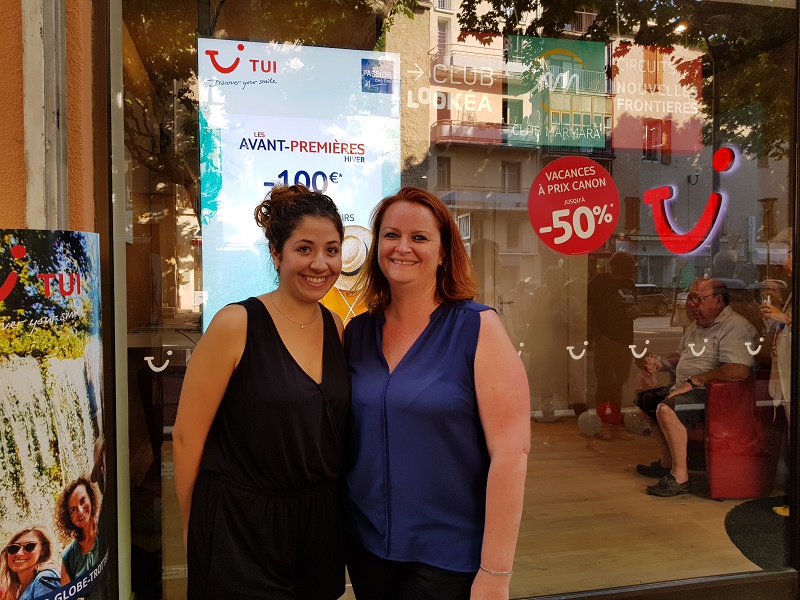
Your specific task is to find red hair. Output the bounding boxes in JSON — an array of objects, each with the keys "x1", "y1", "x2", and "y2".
[{"x1": 358, "y1": 187, "x2": 477, "y2": 313}]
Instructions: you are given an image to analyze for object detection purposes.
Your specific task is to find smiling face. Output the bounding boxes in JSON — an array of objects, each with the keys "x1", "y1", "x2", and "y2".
[
  {"x1": 68, "y1": 484, "x2": 94, "y2": 530},
  {"x1": 5, "y1": 532, "x2": 44, "y2": 576},
  {"x1": 377, "y1": 201, "x2": 443, "y2": 293},
  {"x1": 271, "y1": 215, "x2": 342, "y2": 303}
]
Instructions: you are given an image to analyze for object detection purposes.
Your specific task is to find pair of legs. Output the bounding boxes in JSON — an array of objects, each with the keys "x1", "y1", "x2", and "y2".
[
  {"x1": 593, "y1": 334, "x2": 633, "y2": 424},
  {"x1": 775, "y1": 401, "x2": 791, "y2": 516},
  {"x1": 639, "y1": 389, "x2": 705, "y2": 484},
  {"x1": 346, "y1": 538, "x2": 475, "y2": 600},
  {"x1": 187, "y1": 473, "x2": 344, "y2": 600}
]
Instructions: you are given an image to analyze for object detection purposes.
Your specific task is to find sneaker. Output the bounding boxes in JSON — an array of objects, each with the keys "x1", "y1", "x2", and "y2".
[
  {"x1": 773, "y1": 505, "x2": 790, "y2": 517},
  {"x1": 646, "y1": 474, "x2": 691, "y2": 497},
  {"x1": 636, "y1": 459, "x2": 670, "y2": 478}
]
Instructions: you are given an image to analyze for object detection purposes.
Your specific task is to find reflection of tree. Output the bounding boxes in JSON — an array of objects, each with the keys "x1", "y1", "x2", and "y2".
[
  {"x1": 122, "y1": 0, "x2": 414, "y2": 216},
  {"x1": 457, "y1": 0, "x2": 796, "y2": 159},
  {"x1": 123, "y1": 2, "x2": 200, "y2": 212},
  {"x1": 122, "y1": 1, "x2": 416, "y2": 323}
]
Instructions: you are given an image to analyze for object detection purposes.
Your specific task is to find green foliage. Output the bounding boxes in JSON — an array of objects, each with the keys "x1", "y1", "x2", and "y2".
[
  {"x1": 458, "y1": 0, "x2": 540, "y2": 41},
  {"x1": 48, "y1": 413, "x2": 62, "y2": 484},
  {"x1": 0, "y1": 325, "x2": 88, "y2": 361},
  {"x1": 1, "y1": 418, "x2": 30, "y2": 516},
  {"x1": 376, "y1": 0, "x2": 419, "y2": 51},
  {"x1": 123, "y1": 0, "x2": 397, "y2": 212},
  {"x1": 456, "y1": 0, "x2": 796, "y2": 159}
]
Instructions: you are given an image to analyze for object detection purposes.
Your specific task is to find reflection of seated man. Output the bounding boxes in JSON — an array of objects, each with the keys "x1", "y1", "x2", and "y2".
[{"x1": 636, "y1": 278, "x2": 757, "y2": 497}]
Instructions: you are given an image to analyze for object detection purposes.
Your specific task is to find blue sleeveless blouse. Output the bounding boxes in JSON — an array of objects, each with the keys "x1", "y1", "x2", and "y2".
[{"x1": 344, "y1": 300, "x2": 491, "y2": 572}]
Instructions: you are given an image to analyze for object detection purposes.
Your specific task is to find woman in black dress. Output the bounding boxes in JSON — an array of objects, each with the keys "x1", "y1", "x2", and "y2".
[{"x1": 173, "y1": 184, "x2": 350, "y2": 599}]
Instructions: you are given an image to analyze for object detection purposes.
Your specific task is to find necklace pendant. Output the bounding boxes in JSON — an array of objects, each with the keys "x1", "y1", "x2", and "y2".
[{"x1": 301, "y1": 324, "x2": 304, "y2": 329}]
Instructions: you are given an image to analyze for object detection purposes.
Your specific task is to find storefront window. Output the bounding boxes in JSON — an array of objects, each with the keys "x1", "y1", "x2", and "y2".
[{"x1": 118, "y1": 1, "x2": 796, "y2": 598}]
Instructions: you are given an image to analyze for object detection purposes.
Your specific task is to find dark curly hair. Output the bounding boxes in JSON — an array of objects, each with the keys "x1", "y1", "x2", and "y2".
[
  {"x1": 254, "y1": 184, "x2": 344, "y2": 257},
  {"x1": 55, "y1": 476, "x2": 100, "y2": 545}
]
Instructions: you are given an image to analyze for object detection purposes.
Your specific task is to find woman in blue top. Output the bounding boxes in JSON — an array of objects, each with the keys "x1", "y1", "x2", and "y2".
[
  {"x1": 344, "y1": 187, "x2": 530, "y2": 600},
  {"x1": 0, "y1": 527, "x2": 59, "y2": 600}
]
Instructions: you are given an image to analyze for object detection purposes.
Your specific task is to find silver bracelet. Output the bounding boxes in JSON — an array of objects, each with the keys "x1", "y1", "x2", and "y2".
[{"x1": 480, "y1": 565, "x2": 513, "y2": 576}]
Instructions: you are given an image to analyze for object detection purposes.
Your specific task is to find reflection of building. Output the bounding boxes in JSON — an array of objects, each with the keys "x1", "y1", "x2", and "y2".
[
  {"x1": 609, "y1": 40, "x2": 791, "y2": 289},
  {"x1": 419, "y1": 5, "x2": 615, "y2": 415},
  {"x1": 425, "y1": 20, "x2": 537, "y2": 297},
  {"x1": 423, "y1": 6, "x2": 616, "y2": 301},
  {"x1": 610, "y1": 41, "x2": 707, "y2": 288},
  {"x1": 506, "y1": 37, "x2": 611, "y2": 155}
]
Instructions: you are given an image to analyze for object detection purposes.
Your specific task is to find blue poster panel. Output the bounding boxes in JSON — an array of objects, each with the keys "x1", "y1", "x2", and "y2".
[
  {"x1": 0, "y1": 230, "x2": 108, "y2": 600},
  {"x1": 197, "y1": 38, "x2": 401, "y2": 326}
]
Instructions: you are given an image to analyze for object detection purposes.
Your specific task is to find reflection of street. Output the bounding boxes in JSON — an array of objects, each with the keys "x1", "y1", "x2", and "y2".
[
  {"x1": 579, "y1": 315, "x2": 683, "y2": 414},
  {"x1": 633, "y1": 315, "x2": 685, "y2": 357},
  {"x1": 523, "y1": 315, "x2": 684, "y2": 418}
]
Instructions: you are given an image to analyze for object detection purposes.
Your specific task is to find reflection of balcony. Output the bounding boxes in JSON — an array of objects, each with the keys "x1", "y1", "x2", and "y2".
[
  {"x1": 432, "y1": 43, "x2": 507, "y2": 80},
  {"x1": 433, "y1": 119, "x2": 616, "y2": 155},
  {"x1": 536, "y1": 66, "x2": 606, "y2": 94},
  {"x1": 440, "y1": 189, "x2": 533, "y2": 214},
  {"x1": 563, "y1": 11, "x2": 597, "y2": 34},
  {"x1": 433, "y1": 41, "x2": 608, "y2": 91},
  {"x1": 542, "y1": 135, "x2": 615, "y2": 157},
  {"x1": 433, "y1": 120, "x2": 546, "y2": 151},
  {"x1": 433, "y1": 120, "x2": 504, "y2": 148}
]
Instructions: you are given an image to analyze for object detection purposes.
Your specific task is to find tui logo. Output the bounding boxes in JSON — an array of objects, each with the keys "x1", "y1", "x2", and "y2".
[
  {"x1": 0, "y1": 245, "x2": 27, "y2": 302},
  {"x1": 644, "y1": 147, "x2": 735, "y2": 254}
]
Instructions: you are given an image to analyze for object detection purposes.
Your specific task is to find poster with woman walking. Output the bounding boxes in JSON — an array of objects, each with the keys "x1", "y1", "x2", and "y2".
[{"x1": 0, "y1": 230, "x2": 108, "y2": 600}]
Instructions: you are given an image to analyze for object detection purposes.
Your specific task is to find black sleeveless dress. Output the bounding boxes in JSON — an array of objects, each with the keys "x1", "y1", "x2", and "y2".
[{"x1": 187, "y1": 297, "x2": 350, "y2": 599}]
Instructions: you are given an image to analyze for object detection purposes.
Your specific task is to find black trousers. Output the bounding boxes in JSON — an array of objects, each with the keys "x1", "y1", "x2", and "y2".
[{"x1": 346, "y1": 538, "x2": 476, "y2": 600}]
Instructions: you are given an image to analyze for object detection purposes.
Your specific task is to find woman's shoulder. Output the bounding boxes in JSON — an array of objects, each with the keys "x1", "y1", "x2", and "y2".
[
  {"x1": 34, "y1": 566, "x2": 60, "y2": 582},
  {"x1": 211, "y1": 300, "x2": 250, "y2": 323},
  {"x1": 202, "y1": 301, "x2": 252, "y2": 338},
  {"x1": 26, "y1": 567, "x2": 61, "y2": 597},
  {"x1": 19, "y1": 568, "x2": 60, "y2": 600},
  {"x1": 348, "y1": 309, "x2": 380, "y2": 327},
  {"x1": 449, "y1": 299, "x2": 493, "y2": 314},
  {"x1": 320, "y1": 304, "x2": 345, "y2": 339},
  {"x1": 62, "y1": 539, "x2": 79, "y2": 559},
  {"x1": 345, "y1": 309, "x2": 388, "y2": 350}
]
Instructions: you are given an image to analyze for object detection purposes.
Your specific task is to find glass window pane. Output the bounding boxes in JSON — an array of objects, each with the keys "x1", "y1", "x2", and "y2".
[{"x1": 118, "y1": 1, "x2": 797, "y2": 598}]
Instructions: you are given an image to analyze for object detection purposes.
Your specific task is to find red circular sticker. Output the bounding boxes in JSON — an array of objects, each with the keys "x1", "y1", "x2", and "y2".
[{"x1": 528, "y1": 157, "x2": 620, "y2": 255}]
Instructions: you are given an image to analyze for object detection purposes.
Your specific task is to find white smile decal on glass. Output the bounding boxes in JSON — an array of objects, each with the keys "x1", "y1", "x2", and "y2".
[
  {"x1": 566, "y1": 341, "x2": 589, "y2": 360},
  {"x1": 745, "y1": 337, "x2": 765, "y2": 356},
  {"x1": 688, "y1": 339, "x2": 709, "y2": 357},
  {"x1": 145, "y1": 350, "x2": 173, "y2": 372},
  {"x1": 629, "y1": 340, "x2": 650, "y2": 359}
]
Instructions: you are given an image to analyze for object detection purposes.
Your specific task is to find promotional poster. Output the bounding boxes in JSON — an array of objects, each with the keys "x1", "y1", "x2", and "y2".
[
  {"x1": 197, "y1": 38, "x2": 401, "y2": 325},
  {"x1": 0, "y1": 230, "x2": 108, "y2": 600}
]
